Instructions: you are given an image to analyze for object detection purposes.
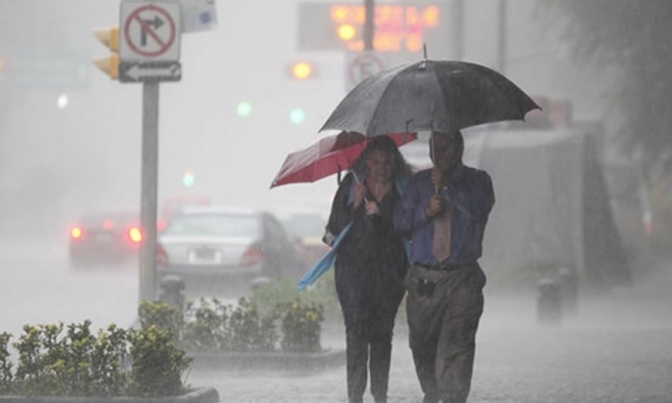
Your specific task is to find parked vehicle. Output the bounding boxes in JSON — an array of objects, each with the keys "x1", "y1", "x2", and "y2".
[
  {"x1": 276, "y1": 212, "x2": 330, "y2": 267},
  {"x1": 156, "y1": 206, "x2": 307, "y2": 295},
  {"x1": 68, "y1": 209, "x2": 142, "y2": 267},
  {"x1": 159, "y1": 194, "x2": 211, "y2": 231}
]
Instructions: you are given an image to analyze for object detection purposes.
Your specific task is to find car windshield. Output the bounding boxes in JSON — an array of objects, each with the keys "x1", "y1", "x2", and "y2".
[{"x1": 163, "y1": 213, "x2": 259, "y2": 237}]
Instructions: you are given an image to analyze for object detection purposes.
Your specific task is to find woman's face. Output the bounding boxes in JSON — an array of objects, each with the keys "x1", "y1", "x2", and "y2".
[{"x1": 366, "y1": 149, "x2": 394, "y2": 183}]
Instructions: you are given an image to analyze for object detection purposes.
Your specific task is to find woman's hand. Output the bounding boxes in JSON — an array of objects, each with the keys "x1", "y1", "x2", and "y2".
[{"x1": 364, "y1": 199, "x2": 380, "y2": 216}]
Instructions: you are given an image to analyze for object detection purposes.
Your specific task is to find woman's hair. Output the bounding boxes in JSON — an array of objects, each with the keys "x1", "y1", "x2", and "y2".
[{"x1": 351, "y1": 135, "x2": 412, "y2": 180}]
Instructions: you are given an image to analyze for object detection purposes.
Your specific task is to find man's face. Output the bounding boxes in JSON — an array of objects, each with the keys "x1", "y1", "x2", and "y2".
[{"x1": 430, "y1": 133, "x2": 460, "y2": 172}]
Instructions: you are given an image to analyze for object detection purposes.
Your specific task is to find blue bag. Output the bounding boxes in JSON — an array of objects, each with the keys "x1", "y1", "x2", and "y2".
[{"x1": 296, "y1": 222, "x2": 352, "y2": 291}]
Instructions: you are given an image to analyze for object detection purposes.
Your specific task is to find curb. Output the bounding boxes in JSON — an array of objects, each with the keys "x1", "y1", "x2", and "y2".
[
  {"x1": 0, "y1": 387, "x2": 219, "y2": 403},
  {"x1": 188, "y1": 348, "x2": 346, "y2": 372}
]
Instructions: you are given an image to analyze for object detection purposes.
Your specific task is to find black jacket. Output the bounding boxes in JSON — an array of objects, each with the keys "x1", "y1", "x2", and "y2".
[{"x1": 326, "y1": 173, "x2": 407, "y2": 309}]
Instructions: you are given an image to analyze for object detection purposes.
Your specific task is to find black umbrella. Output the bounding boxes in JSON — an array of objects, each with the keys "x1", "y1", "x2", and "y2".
[{"x1": 321, "y1": 59, "x2": 540, "y2": 137}]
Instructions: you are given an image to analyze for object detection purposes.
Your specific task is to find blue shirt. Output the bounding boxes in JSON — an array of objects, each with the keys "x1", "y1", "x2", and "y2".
[{"x1": 393, "y1": 163, "x2": 495, "y2": 266}]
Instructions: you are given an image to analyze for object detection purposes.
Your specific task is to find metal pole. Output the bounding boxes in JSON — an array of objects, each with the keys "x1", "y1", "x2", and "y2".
[
  {"x1": 364, "y1": 0, "x2": 374, "y2": 51},
  {"x1": 497, "y1": 0, "x2": 507, "y2": 74},
  {"x1": 139, "y1": 80, "x2": 159, "y2": 303},
  {"x1": 451, "y1": 0, "x2": 464, "y2": 60}
]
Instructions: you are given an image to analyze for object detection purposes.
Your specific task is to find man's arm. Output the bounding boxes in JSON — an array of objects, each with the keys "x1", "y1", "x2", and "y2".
[
  {"x1": 444, "y1": 170, "x2": 495, "y2": 222},
  {"x1": 394, "y1": 174, "x2": 431, "y2": 235}
]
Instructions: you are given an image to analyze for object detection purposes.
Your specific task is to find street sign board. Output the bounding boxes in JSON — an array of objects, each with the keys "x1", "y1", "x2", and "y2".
[
  {"x1": 2, "y1": 48, "x2": 90, "y2": 91},
  {"x1": 175, "y1": 0, "x2": 219, "y2": 33},
  {"x1": 119, "y1": 61, "x2": 182, "y2": 82},
  {"x1": 299, "y1": 2, "x2": 449, "y2": 53},
  {"x1": 345, "y1": 51, "x2": 386, "y2": 91},
  {"x1": 120, "y1": 1, "x2": 181, "y2": 63}
]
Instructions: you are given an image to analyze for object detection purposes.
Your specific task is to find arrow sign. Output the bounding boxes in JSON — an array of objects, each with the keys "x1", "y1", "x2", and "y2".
[
  {"x1": 120, "y1": 1, "x2": 181, "y2": 62},
  {"x1": 119, "y1": 61, "x2": 181, "y2": 83}
]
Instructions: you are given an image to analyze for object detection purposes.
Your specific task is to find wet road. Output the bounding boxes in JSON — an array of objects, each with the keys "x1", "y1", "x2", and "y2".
[{"x1": 189, "y1": 257, "x2": 672, "y2": 403}]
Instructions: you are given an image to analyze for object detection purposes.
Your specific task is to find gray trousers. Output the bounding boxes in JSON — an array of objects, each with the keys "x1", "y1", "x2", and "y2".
[{"x1": 405, "y1": 263, "x2": 486, "y2": 403}]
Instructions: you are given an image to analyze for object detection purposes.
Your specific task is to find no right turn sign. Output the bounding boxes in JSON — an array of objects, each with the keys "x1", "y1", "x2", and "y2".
[
  {"x1": 345, "y1": 51, "x2": 387, "y2": 91},
  {"x1": 120, "y1": 1, "x2": 181, "y2": 63}
]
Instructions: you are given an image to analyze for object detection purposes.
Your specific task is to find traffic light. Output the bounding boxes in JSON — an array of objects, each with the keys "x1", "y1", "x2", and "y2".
[
  {"x1": 288, "y1": 61, "x2": 316, "y2": 80},
  {"x1": 237, "y1": 101, "x2": 252, "y2": 117},
  {"x1": 92, "y1": 27, "x2": 120, "y2": 79},
  {"x1": 337, "y1": 24, "x2": 357, "y2": 42},
  {"x1": 183, "y1": 170, "x2": 195, "y2": 187},
  {"x1": 289, "y1": 108, "x2": 306, "y2": 125}
]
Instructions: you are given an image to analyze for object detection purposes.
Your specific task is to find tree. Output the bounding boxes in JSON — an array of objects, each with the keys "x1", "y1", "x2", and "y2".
[{"x1": 537, "y1": 1, "x2": 672, "y2": 178}]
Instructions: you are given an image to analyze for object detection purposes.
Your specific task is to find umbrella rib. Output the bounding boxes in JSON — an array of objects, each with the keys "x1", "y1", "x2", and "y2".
[
  {"x1": 431, "y1": 62, "x2": 451, "y2": 133},
  {"x1": 367, "y1": 63, "x2": 413, "y2": 136},
  {"x1": 467, "y1": 62, "x2": 537, "y2": 117}
]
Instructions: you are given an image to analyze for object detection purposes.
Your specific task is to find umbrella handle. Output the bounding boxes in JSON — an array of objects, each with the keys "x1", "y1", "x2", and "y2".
[
  {"x1": 352, "y1": 172, "x2": 369, "y2": 204},
  {"x1": 353, "y1": 169, "x2": 361, "y2": 184}
]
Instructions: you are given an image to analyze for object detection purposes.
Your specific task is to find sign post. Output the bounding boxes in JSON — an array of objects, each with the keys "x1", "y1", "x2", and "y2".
[
  {"x1": 119, "y1": 0, "x2": 182, "y2": 303},
  {"x1": 139, "y1": 80, "x2": 159, "y2": 303}
]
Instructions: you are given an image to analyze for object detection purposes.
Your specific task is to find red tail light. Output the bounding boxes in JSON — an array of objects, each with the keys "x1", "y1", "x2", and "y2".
[
  {"x1": 127, "y1": 227, "x2": 143, "y2": 244},
  {"x1": 156, "y1": 244, "x2": 169, "y2": 267},
  {"x1": 240, "y1": 244, "x2": 263, "y2": 267},
  {"x1": 70, "y1": 226, "x2": 83, "y2": 240}
]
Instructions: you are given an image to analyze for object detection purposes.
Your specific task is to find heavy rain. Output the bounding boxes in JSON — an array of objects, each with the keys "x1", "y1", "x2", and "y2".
[{"x1": 1, "y1": 1, "x2": 671, "y2": 403}]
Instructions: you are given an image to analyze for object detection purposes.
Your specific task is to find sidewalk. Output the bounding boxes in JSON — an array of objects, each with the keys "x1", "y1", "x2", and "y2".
[{"x1": 188, "y1": 254, "x2": 672, "y2": 403}]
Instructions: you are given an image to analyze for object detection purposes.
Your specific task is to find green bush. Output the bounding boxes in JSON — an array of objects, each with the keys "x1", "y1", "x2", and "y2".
[
  {"x1": 141, "y1": 293, "x2": 326, "y2": 353},
  {"x1": 251, "y1": 272, "x2": 340, "y2": 322},
  {"x1": 226, "y1": 298, "x2": 278, "y2": 352},
  {"x1": 0, "y1": 318, "x2": 190, "y2": 398},
  {"x1": 0, "y1": 332, "x2": 11, "y2": 394},
  {"x1": 128, "y1": 325, "x2": 191, "y2": 397},
  {"x1": 277, "y1": 300, "x2": 324, "y2": 353},
  {"x1": 137, "y1": 300, "x2": 183, "y2": 341},
  {"x1": 181, "y1": 298, "x2": 229, "y2": 351}
]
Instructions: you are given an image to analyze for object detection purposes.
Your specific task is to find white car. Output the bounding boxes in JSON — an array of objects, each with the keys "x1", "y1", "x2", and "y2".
[{"x1": 156, "y1": 206, "x2": 307, "y2": 295}]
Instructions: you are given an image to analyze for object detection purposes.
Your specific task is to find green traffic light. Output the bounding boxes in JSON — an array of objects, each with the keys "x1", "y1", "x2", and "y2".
[
  {"x1": 183, "y1": 171, "x2": 195, "y2": 187},
  {"x1": 237, "y1": 101, "x2": 252, "y2": 117},
  {"x1": 289, "y1": 108, "x2": 306, "y2": 125}
]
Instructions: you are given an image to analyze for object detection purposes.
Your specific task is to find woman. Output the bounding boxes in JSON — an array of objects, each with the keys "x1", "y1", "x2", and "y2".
[{"x1": 325, "y1": 135, "x2": 411, "y2": 403}]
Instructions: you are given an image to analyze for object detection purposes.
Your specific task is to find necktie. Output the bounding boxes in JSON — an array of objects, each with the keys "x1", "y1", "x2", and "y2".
[{"x1": 432, "y1": 205, "x2": 452, "y2": 262}]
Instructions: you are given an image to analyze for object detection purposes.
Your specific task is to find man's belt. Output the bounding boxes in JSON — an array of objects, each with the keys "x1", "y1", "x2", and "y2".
[{"x1": 415, "y1": 262, "x2": 475, "y2": 272}]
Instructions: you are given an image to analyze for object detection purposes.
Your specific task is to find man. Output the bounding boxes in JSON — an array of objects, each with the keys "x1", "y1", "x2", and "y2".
[{"x1": 394, "y1": 130, "x2": 495, "y2": 403}]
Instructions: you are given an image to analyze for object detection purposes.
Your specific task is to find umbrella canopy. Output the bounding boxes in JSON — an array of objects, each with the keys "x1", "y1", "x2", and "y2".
[
  {"x1": 321, "y1": 60, "x2": 540, "y2": 137},
  {"x1": 270, "y1": 131, "x2": 417, "y2": 188}
]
